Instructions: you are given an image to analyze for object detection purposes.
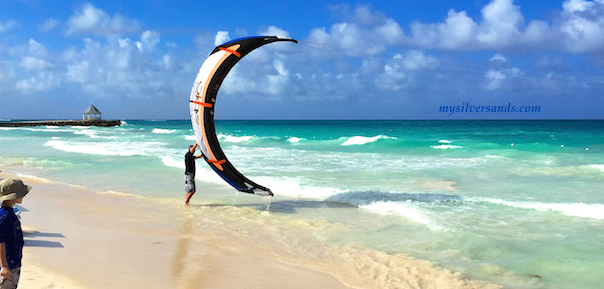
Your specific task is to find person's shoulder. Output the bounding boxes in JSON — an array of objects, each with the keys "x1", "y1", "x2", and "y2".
[{"x1": 0, "y1": 207, "x2": 10, "y2": 223}]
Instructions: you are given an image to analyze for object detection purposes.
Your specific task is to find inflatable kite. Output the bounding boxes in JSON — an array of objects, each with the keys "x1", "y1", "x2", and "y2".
[{"x1": 189, "y1": 36, "x2": 298, "y2": 196}]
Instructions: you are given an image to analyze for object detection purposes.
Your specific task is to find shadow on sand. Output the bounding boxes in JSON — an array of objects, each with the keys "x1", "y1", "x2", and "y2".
[{"x1": 24, "y1": 230, "x2": 65, "y2": 248}]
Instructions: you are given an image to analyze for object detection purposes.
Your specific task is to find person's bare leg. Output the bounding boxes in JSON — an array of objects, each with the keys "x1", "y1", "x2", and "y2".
[{"x1": 184, "y1": 191, "x2": 195, "y2": 206}]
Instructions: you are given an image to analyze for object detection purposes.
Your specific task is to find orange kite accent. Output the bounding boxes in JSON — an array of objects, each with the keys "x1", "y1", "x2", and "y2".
[
  {"x1": 219, "y1": 47, "x2": 241, "y2": 57},
  {"x1": 208, "y1": 159, "x2": 227, "y2": 171},
  {"x1": 190, "y1": 100, "x2": 213, "y2": 108}
]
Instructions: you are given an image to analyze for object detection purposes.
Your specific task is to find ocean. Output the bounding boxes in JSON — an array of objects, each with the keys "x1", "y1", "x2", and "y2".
[{"x1": 1, "y1": 120, "x2": 603, "y2": 288}]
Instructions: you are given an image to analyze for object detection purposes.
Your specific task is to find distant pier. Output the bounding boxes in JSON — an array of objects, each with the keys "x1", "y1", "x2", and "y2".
[{"x1": 0, "y1": 120, "x2": 121, "y2": 127}]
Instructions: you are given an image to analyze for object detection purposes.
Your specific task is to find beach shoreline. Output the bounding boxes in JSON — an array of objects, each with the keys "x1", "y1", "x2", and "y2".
[
  {"x1": 2, "y1": 172, "x2": 500, "y2": 289},
  {"x1": 7, "y1": 172, "x2": 356, "y2": 289}
]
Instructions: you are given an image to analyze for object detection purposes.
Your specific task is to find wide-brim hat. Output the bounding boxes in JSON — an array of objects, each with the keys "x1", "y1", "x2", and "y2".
[{"x1": 0, "y1": 179, "x2": 32, "y2": 201}]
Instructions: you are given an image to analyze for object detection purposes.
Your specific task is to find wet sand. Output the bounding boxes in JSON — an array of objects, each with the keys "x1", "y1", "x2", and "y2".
[{"x1": 6, "y1": 173, "x2": 352, "y2": 289}]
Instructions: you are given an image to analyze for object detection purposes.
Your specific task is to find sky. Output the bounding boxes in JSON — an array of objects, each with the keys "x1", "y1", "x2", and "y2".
[{"x1": 1, "y1": 0, "x2": 604, "y2": 120}]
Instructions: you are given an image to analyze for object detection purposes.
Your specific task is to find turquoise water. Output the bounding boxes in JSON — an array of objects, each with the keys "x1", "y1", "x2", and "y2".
[{"x1": 1, "y1": 120, "x2": 603, "y2": 288}]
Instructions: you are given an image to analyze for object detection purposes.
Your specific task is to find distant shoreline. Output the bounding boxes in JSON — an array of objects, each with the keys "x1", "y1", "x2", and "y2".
[{"x1": 0, "y1": 120, "x2": 121, "y2": 127}]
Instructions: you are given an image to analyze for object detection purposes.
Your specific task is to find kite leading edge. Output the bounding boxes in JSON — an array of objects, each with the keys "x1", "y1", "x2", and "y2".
[{"x1": 189, "y1": 36, "x2": 298, "y2": 196}]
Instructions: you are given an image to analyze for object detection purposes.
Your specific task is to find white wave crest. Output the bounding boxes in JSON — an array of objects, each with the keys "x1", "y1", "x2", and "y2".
[
  {"x1": 288, "y1": 137, "x2": 302, "y2": 143},
  {"x1": 479, "y1": 198, "x2": 604, "y2": 220},
  {"x1": 431, "y1": 145, "x2": 463, "y2": 149},
  {"x1": 153, "y1": 128, "x2": 178, "y2": 134},
  {"x1": 73, "y1": 129, "x2": 100, "y2": 138},
  {"x1": 341, "y1": 135, "x2": 395, "y2": 146},
  {"x1": 590, "y1": 164, "x2": 604, "y2": 172},
  {"x1": 218, "y1": 134, "x2": 254, "y2": 143},
  {"x1": 253, "y1": 176, "x2": 347, "y2": 199}
]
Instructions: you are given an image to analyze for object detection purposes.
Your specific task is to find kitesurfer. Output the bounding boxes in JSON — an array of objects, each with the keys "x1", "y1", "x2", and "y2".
[{"x1": 184, "y1": 143, "x2": 202, "y2": 205}]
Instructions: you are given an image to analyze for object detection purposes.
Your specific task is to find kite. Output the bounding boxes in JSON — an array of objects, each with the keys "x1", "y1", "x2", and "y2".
[{"x1": 189, "y1": 36, "x2": 298, "y2": 196}]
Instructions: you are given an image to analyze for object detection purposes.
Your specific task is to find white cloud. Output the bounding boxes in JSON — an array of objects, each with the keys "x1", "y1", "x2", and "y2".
[
  {"x1": 0, "y1": 19, "x2": 18, "y2": 33},
  {"x1": 410, "y1": 10, "x2": 477, "y2": 50},
  {"x1": 266, "y1": 59, "x2": 290, "y2": 95},
  {"x1": 409, "y1": 0, "x2": 526, "y2": 50},
  {"x1": 477, "y1": 0, "x2": 524, "y2": 47},
  {"x1": 485, "y1": 69, "x2": 507, "y2": 90},
  {"x1": 372, "y1": 50, "x2": 439, "y2": 92},
  {"x1": 312, "y1": 22, "x2": 387, "y2": 56},
  {"x1": 483, "y1": 67, "x2": 525, "y2": 91},
  {"x1": 39, "y1": 18, "x2": 60, "y2": 33},
  {"x1": 136, "y1": 30, "x2": 160, "y2": 51},
  {"x1": 406, "y1": 0, "x2": 604, "y2": 52},
  {"x1": 221, "y1": 56, "x2": 293, "y2": 97},
  {"x1": 9, "y1": 39, "x2": 54, "y2": 71},
  {"x1": 258, "y1": 26, "x2": 290, "y2": 38},
  {"x1": 66, "y1": 60, "x2": 105, "y2": 83},
  {"x1": 377, "y1": 19, "x2": 405, "y2": 46},
  {"x1": 0, "y1": 62, "x2": 16, "y2": 94},
  {"x1": 557, "y1": 0, "x2": 604, "y2": 52},
  {"x1": 160, "y1": 54, "x2": 173, "y2": 70},
  {"x1": 9, "y1": 39, "x2": 51, "y2": 59},
  {"x1": 214, "y1": 31, "x2": 230, "y2": 46},
  {"x1": 375, "y1": 63, "x2": 411, "y2": 91},
  {"x1": 535, "y1": 56, "x2": 570, "y2": 72},
  {"x1": 399, "y1": 50, "x2": 440, "y2": 71},
  {"x1": 15, "y1": 72, "x2": 61, "y2": 94},
  {"x1": 374, "y1": 53, "x2": 435, "y2": 91},
  {"x1": 563, "y1": 0, "x2": 597, "y2": 12},
  {"x1": 20, "y1": 56, "x2": 55, "y2": 71},
  {"x1": 307, "y1": 5, "x2": 404, "y2": 57},
  {"x1": 491, "y1": 54, "x2": 507, "y2": 62},
  {"x1": 65, "y1": 2, "x2": 140, "y2": 36}
]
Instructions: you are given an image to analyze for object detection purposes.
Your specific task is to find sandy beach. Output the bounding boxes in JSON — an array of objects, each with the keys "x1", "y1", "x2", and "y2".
[
  {"x1": 1, "y1": 172, "x2": 500, "y2": 289},
  {"x1": 6, "y1": 173, "x2": 353, "y2": 289}
]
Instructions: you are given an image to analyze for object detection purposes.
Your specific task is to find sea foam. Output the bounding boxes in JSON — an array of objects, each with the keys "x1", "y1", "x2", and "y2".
[
  {"x1": 326, "y1": 191, "x2": 462, "y2": 229},
  {"x1": 478, "y1": 198, "x2": 604, "y2": 220},
  {"x1": 44, "y1": 139, "x2": 167, "y2": 157}
]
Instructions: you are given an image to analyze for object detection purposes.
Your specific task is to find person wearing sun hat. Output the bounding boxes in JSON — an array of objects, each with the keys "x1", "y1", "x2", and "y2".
[{"x1": 0, "y1": 179, "x2": 31, "y2": 288}]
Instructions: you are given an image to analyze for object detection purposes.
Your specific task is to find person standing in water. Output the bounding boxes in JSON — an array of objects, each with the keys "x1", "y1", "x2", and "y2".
[{"x1": 184, "y1": 143, "x2": 203, "y2": 206}]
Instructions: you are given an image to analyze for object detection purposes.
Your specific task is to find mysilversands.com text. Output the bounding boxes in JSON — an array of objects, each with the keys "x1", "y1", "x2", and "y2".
[{"x1": 439, "y1": 103, "x2": 541, "y2": 116}]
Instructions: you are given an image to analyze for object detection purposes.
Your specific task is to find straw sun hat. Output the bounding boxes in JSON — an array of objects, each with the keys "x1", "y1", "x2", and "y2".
[{"x1": 0, "y1": 179, "x2": 32, "y2": 201}]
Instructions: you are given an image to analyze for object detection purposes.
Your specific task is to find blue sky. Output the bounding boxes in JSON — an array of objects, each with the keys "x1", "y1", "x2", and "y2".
[{"x1": 1, "y1": 0, "x2": 603, "y2": 120}]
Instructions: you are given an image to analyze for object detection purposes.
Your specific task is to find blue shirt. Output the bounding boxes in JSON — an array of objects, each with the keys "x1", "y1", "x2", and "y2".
[{"x1": 0, "y1": 206, "x2": 24, "y2": 269}]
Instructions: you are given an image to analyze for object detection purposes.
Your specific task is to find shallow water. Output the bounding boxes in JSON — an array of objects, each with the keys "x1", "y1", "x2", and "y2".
[{"x1": 1, "y1": 120, "x2": 603, "y2": 288}]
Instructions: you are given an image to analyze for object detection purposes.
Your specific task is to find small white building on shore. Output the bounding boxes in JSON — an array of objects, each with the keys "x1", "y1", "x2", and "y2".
[{"x1": 83, "y1": 104, "x2": 102, "y2": 121}]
